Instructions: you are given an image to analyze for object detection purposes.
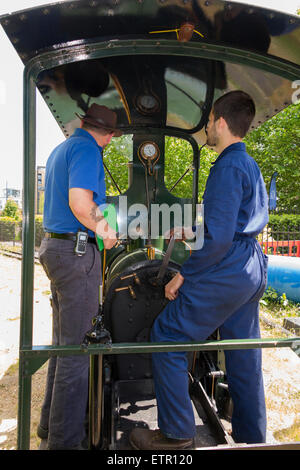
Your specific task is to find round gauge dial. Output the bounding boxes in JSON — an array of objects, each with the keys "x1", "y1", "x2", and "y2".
[
  {"x1": 139, "y1": 141, "x2": 159, "y2": 161},
  {"x1": 143, "y1": 143, "x2": 156, "y2": 157},
  {"x1": 136, "y1": 93, "x2": 160, "y2": 114},
  {"x1": 139, "y1": 94, "x2": 157, "y2": 110}
]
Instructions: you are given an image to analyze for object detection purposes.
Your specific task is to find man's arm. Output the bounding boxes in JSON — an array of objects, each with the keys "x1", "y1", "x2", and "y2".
[
  {"x1": 179, "y1": 165, "x2": 245, "y2": 283},
  {"x1": 69, "y1": 187, "x2": 117, "y2": 249}
]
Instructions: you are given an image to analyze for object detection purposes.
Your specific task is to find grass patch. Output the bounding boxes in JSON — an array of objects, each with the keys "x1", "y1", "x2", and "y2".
[
  {"x1": 260, "y1": 287, "x2": 300, "y2": 334},
  {"x1": 5, "y1": 362, "x2": 19, "y2": 377},
  {"x1": 274, "y1": 419, "x2": 300, "y2": 442}
]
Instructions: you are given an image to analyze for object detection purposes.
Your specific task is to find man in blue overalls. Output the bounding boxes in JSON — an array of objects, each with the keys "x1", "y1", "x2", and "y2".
[{"x1": 130, "y1": 91, "x2": 269, "y2": 450}]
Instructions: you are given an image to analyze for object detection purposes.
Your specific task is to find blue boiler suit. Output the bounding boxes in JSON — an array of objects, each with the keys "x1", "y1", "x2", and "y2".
[{"x1": 151, "y1": 142, "x2": 269, "y2": 444}]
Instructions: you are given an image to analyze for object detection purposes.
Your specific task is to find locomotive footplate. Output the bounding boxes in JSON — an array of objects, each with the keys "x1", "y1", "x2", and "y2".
[{"x1": 108, "y1": 378, "x2": 227, "y2": 450}]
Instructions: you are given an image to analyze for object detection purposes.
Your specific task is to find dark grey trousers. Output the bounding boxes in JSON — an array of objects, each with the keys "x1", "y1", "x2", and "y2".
[{"x1": 38, "y1": 237, "x2": 101, "y2": 449}]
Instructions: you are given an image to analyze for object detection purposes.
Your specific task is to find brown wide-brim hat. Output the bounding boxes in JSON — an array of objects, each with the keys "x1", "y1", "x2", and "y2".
[{"x1": 76, "y1": 104, "x2": 123, "y2": 137}]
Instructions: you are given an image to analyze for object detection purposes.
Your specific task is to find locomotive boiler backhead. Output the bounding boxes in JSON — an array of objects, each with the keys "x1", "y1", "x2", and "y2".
[{"x1": 103, "y1": 250, "x2": 179, "y2": 381}]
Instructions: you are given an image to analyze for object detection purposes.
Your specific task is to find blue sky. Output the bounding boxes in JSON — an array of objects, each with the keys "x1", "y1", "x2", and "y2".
[{"x1": 0, "y1": 0, "x2": 299, "y2": 193}]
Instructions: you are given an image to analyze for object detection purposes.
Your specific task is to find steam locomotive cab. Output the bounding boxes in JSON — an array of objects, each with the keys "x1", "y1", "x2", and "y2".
[
  {"x1": 40, "y1": 51, "x2": 234, "y2": 449},
  {"x1": 72, "y1": 53, "x2": 230, "y2": 448},
  {"x1": 1, "y1": 0, "x2": 299, "y2": 450}
]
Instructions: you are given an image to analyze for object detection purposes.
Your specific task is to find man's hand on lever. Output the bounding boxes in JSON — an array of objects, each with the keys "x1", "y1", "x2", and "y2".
[{"x1": 165, "y1": 272, "x2": 184, "y2": 301}]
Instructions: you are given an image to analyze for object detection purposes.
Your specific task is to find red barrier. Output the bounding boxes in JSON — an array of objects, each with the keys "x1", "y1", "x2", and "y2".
[{"x1": 259, "y1": 240, "x2": 300, "y2": 257}]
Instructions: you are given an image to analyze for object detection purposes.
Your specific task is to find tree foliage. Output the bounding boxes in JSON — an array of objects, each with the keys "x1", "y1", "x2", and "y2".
[
  {"x1": 164, "y1": 137, "x2": 217, "y2": 200},
  {"x1": 2, "y1": 199, "x2": 20, "y2": 220},
  {"x1": 103, "y1": 134, "x2": 133, "y2": 195},
  {"x1": 245, "y1": 103, "x2": 300, "y2": 211}
]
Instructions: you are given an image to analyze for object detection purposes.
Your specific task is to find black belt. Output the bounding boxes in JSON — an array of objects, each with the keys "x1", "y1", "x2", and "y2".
[{"x1": 45, "y1": 232, "x2": 97, "y2": 245}]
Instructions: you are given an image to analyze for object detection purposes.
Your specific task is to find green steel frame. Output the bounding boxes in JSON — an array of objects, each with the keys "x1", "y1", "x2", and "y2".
[{"x1": 19, "y1": 39, "x2": 300, "y2": 450}]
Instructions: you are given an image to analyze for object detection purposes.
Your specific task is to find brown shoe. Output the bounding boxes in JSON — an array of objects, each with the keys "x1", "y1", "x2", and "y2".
[{"x1": 129, "y1": 428, "x2": 193, "y2": 450}]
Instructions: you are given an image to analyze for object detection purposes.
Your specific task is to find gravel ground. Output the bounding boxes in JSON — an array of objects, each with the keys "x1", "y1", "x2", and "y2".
[{"x1": 0, "y1": 253, "x2": 299, "y2": 450}]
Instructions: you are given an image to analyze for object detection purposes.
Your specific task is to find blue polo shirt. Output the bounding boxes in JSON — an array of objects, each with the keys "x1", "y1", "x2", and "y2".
[
  {"x1": 180, "y1": 142, "x2": 269, "y2": 281},
  {"x1": 43, "y1": 128, "x2": 106, "y2": 236}
]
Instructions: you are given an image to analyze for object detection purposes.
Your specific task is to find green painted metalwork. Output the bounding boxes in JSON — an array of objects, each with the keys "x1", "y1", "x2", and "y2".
[
  {"x1": 20, "y1": 337, "x2": 300, "y2": 361},
  {"x1": 17, "y1": 69, "x2": 37, "y2": 451},
  {"x1": 25, "y1": 39, "x2": 300, "y2": 94}
]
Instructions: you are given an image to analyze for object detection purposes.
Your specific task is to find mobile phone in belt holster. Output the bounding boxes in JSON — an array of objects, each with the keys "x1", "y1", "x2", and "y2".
[{"x1": 74, "y1": 230, "x2": 88, "y2": 256}]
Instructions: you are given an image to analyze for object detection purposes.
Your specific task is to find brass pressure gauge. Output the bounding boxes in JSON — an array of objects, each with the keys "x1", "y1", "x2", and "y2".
[
  {"x1": 138, "y1": 141, "x2": 160, "y2": 175},
  {"x1": 138, "y1": 141, "x2": 159, "y2": 161}
]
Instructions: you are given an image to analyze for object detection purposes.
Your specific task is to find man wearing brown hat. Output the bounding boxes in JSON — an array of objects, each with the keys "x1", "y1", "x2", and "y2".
[{"x1": 37, "y1": 104, "x2": 121, "y2": 450}]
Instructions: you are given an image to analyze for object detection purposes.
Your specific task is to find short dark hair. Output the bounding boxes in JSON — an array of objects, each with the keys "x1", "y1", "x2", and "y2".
[{"x1": 213, "y1": 91, "x2": 255, "y2": 138}]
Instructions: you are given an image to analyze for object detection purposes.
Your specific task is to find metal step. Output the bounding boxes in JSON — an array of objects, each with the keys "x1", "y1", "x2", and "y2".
[{"x1": 110, "y1": 379, "x2": 221, "y2": 450}]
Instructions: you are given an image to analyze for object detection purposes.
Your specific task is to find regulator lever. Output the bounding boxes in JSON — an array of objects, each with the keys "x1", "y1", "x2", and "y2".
[{"x1": 156, "y1": 235, "x2": 175, "y2": 282}]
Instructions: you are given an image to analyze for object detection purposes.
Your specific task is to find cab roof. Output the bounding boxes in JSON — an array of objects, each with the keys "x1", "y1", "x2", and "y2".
[{"x1": 1, "y1": 0, "x2": 300, "y2": 140}]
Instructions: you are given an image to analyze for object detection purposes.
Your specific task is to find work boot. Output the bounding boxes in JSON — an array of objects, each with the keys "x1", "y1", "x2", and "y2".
[{"x1": 129, "y1": 428, "x2": 193, "y2": 451}]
